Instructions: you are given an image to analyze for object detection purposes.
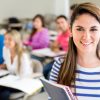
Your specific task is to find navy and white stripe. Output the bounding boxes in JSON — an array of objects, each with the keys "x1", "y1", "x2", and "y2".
[{"x1": 49, "y1": 57, "x2": 100, "y2": 100}]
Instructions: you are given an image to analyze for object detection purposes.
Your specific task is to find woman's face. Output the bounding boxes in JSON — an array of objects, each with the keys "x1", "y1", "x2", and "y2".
[
  {"x1": 71, "y1": 14, "x2": 100, "y2": 54},
  {"x1": 33, "y1": 17, "x2": 43, "y2": 29},
  {"x1": 4, "y1": 34, "x2": 16, "y2": 49}
]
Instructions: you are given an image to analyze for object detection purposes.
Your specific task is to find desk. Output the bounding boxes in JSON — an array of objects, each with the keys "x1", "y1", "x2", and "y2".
[
  {"x1": 31, "y1": 48, "x2": 66, "y2": 58},
  {"x1": 0, "y1": 74, "x2": 43, "y2": 95},
  {"x1": 0, "y1": 69, "x2": 10, "y2": 77}
]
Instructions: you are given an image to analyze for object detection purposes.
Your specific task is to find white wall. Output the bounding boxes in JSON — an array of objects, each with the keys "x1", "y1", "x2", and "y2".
[
  {"x1": 70, "y1": 0, "x2": 100, "y2": 7},
  {"x1": 0, "y1": 0, "x2": 100, "y2": 23},
  {"x1": 0, "y1": 0, "x2": 70, "y2": 23},
  {"x1": 0, "y1": 0, "x2": 55, "y2": 22},
  {"x1": 54, "y1": 0, "x2": 70, "y2": 17}
]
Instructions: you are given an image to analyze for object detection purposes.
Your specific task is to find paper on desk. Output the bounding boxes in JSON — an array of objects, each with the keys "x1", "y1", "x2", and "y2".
[
  {"x1": 0, "y1": 69, "x2": 10, "y2": 77},
  {"x1": 31, "y1": 48, "x2": 65, "y2": 57},
  {"x1": 0, "y1": 75, "x2": 43, "y2": 95}
]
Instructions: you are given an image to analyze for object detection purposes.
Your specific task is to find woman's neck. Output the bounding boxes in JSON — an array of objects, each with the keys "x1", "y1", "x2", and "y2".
[
  {"x1": 37, "y1": 27, "x2": 43, "y2": 32},
  {"x1": 77, "y1": 52, "x2": 100, "y2": 68}
]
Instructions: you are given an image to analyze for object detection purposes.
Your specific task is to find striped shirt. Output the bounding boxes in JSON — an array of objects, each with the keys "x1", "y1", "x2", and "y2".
[{"x1": 49, "y1": 57, "x2": 100, "y2": 100}]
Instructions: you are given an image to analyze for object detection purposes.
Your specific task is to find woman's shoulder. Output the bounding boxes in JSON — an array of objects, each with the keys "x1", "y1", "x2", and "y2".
[
  {"x1": 42, "y1": 28, "x2": 48, "y2": 32},
  {"x1": 49, "y1": 56, "x2": 65, "y2": 82},
  {"x1": 3, "y1": 46, "x2": 7, "y2": 50},
  {"x1": 54, "y1": 56, "x2": 65, "y2": 65},
  {"x1": 3, "y1": 46, "x2": 9, "y2": 53},
  {"x1": 51, "y1": 56, "x2": 65, "y2": 71}
]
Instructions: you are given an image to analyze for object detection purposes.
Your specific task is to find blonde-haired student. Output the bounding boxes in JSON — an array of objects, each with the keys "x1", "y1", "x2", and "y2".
[
  {"x1": 3, "y1": 30, "x2": 33, "y2": 77},
  {"x1": 0, "y1": 30, "x2": 33, "y2": 99},
  {"x1": 49, "y1": 2, "x2": 100, "y2": 100}
]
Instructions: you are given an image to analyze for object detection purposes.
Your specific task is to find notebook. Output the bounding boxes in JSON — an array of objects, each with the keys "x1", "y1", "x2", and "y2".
[{"x1": 40, "y1": 78, "x2": 77, "y2": 100}]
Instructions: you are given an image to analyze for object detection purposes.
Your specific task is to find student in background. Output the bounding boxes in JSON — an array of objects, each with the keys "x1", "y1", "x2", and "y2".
[
  {"x1": 43, "y1": 15, "x2": 70, "y2": 79},
  {"x1": 2, "y1": 30, "x2": 33, "y2": 77},
  {"x1": 49, "y1": 2, "x2": 100, "y2": 100},
  {"x1": 51, "y1": 15, "x2": 70, "y2": 52},
  {"x1": 24, "y1": 14, "x2": 50, "y2": 50},
  {"x1": 7, "y1": 17, "x2": 22, "y2": 31},
  {"x1": 0, "y1": 30, "x2": 33, "y2": 100}
]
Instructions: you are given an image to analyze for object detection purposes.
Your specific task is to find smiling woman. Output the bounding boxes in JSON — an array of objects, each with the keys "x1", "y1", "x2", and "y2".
[
  {"x1": 72, "y1": 13, "x2": 100, "y2": 55},
  {"x1": 49, "y1": 2, "x2": 100, "y2": 100}
]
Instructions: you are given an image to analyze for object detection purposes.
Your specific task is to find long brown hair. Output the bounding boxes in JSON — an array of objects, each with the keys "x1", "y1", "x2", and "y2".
[{"x1": 57, "y1": 2, "x2": 100, "y2": 86}]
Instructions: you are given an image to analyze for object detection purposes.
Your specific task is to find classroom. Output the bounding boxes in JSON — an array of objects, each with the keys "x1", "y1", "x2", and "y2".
[{"x1": 0, "y1": 0, "x2": 100, "y2": 100}]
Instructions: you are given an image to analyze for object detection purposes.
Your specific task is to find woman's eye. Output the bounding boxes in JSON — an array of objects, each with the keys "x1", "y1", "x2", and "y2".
[
  {"x1": 76, "y1": 28, "x2": 84, "y2": 31},
  {"x1": 90, "y1": 28, "x2": 97, "y2": 32}
]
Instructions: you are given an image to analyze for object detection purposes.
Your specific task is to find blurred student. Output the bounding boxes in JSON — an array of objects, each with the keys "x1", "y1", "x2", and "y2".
[
  {"x1": 0, "y1": 30, "x2": 33, "y2": 100},
  {"x1": 24, "y1": 14, "x2": 50, "y2": 50},
  {"x1": 51, "y1": 15, "x2": 70, "y2": 52},
  {"x1": 2, "y1": 30, "x2": 32, "y2": 77},
  {"x1": 7, "y1": 17, "x2": 22, "y2": 31},
  {"x1": 43, "y1": 15, "x2": 70, "y2": 79}
]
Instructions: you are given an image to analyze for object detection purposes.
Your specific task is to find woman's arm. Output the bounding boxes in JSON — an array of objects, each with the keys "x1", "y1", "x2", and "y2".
[
  {"x1": 49, "y1": 57, "x2": 62, "y2": 82},
  {"x1": 0, "y1": 64, "x2": 6, "y2": 69},
  {"x1": 48, "y1": 57, "x2": 63, "y2": 100}
]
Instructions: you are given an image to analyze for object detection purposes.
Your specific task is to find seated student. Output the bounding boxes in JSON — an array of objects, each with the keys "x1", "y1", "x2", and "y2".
[
  {"x1": 50, "y1": 15, "x2": 70, "y2": 52},
  {"x1": 7, "y1": 17, "x2": 22, "y2": 31},
  {"x1": 0, "y1": 30, "x2": 33, "y2": 100},
  {"x1": 49, "y1": 2, "x2": 100, "y2": 100},
  {"x1": 43, "y1": 15, "x2": 70, "y2": 79},
  {"x1": 24, "y1": 14, "x2": 50, "y2": 50}
]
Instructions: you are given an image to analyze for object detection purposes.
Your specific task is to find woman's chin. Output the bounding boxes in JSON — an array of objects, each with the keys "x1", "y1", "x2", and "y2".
[{"x1": 5, "y1": 45, "x2": 9, "y2": 48}]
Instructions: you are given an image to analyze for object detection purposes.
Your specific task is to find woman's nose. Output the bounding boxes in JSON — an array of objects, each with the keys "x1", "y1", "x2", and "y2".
[{"x1": 82, "y1": 31, "x2": 91, "y2": 40}]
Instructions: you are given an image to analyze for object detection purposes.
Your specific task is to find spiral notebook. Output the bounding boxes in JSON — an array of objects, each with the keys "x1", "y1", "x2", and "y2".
[{"x1": 40, "y1": 78, "x2": 77, "y2": 100}]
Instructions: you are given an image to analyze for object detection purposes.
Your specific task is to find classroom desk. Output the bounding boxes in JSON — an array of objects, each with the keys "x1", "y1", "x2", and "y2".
[
  {"x1": 0, "y1": 69, "x2": 10, "y2": 77},
  {"x1": 0, "y1": 70, "x2": 43, "y2": 96},
  {"x1": 31, "y1": 48, "x2": 66, "y2": 58}
]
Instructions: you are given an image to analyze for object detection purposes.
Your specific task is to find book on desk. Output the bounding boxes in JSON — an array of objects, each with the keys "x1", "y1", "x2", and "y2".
[
  {"x1": 0, "y1": 69, "x2": 10, "y2": 77},
  {"x1": 0, "y1": 70, "x2": 43, "y2": 95}
]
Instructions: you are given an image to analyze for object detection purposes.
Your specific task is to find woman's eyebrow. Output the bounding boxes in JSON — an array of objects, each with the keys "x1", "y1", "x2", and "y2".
[
  {"x1": 75, "y1": 26, "x2": 98, "y2": 28},
  {"x1": 91, "y1": 26, "x2": 97, "y2": 28},
  {"x1": 75, "y1": 26, "x2": 84, "y2": 28}
]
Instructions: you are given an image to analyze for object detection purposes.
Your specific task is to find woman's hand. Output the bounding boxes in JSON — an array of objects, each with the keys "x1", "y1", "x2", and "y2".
[{"x1": 0, "y1": 64, "x2": 6, "y2": 69}]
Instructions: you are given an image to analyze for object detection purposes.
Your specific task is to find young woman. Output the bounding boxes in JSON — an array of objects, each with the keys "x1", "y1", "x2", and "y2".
[
  {"x1": 3, "y1": 30, "x2": 33, "y2": 77},
  {"x1": 24, "y1": 14, "x2": 50, "y2": 50},
  {"x1": 49, "y1": 2, "x2": 100, "y2": 100},
  {"x1": 0, "y1": 30, "x2": 33, "y2": 100}
]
